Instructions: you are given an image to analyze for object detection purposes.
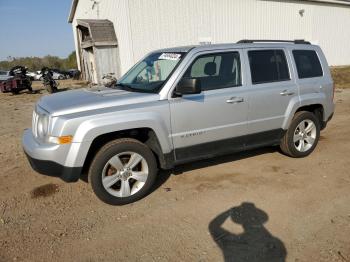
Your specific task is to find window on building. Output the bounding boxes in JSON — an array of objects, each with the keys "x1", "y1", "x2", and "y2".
[
  {"x1": 293, "y1": 50, "x2": 323, "y2": 79},
  {"x1": 182, "y1": 52, "x2": 241, "y2": 91},
  {"x1": 248, "y1": 50, "x2": 290, "y2": 84}
]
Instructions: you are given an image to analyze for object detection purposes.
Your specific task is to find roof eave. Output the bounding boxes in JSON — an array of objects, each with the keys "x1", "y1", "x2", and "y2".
[
  {"x1": 68, "y1": 0, "x2": 79, "y2": 23},
  {"x1": 302, "y1": 0, "x2": 350, "y2": 5}
]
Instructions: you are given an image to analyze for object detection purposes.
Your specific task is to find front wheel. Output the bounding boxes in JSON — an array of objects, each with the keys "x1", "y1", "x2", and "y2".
[
  {"x1": 280, "y1": 111, "x2": 320, "y2": 158},
  {"x1": 88, "y1": 138, "x2": 158, "y2": 205}
]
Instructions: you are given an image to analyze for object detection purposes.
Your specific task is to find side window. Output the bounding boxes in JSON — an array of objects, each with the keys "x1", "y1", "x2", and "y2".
[
  {"x1": 293, "y1": 50, "x2": 323, "y2": 79},
  {"x1": 248, "y1": 50, "x2": 290, "y2": 84},
  {"x1": 183, "y1": 52, "x2": 241, "y2": 91}
]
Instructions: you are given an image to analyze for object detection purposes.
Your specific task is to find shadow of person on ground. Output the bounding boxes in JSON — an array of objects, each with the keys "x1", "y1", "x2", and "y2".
[{"x1": 209, "y1": 202, "x2": 287, "y2": 262}]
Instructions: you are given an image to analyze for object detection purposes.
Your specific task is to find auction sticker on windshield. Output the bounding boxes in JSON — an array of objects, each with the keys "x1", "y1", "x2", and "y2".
[{"x1": 159, "y1": 53, "x2": 182, "y2": 61}]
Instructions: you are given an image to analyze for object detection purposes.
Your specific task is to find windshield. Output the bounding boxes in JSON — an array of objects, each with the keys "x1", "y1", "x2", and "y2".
[{"x1": 117, "y1": 52, "x2": 185, "y2": 93}]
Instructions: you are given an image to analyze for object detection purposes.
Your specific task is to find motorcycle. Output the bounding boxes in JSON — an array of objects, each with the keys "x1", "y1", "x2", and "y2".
[
  {"x1": 0, "y1": 65, "x2": 33, "y2": 94},
  {"x1": 41, "y1": 67, "x2": 58, "y2": 93}
]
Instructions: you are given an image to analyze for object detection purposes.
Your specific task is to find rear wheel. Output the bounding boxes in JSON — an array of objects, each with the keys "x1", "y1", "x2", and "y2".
[
  {"x1": 88, "y1": 138, "x2": 158, "y2": 205},
  {"x1": 280, "y1": 111, "x2": 320, "y2": 157}
]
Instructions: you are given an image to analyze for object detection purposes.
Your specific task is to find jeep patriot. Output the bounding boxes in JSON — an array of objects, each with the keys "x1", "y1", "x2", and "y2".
[{"x1": 22, "y1": 40, "x2": 335, "y2": 205}]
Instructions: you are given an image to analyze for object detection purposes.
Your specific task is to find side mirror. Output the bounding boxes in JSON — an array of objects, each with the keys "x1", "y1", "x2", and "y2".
[{"x1": 175, "y1": 78, "x2": 201, "y2": 96}]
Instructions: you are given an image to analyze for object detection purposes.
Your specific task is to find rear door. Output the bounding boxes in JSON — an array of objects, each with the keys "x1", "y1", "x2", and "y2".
[
  {"x1": 244, "y1": 48, "x2": 299, "y2": 146},
  {"x1": 169, "y1": 50, "x2": 249, "y2": 163}
]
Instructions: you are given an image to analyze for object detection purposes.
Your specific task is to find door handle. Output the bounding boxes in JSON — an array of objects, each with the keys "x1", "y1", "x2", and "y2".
[
  {"x1": 280, "y1": 90, "x2": 295, "y2": 96},
  {"x1": 226, "y1": 97, "x2": 244, "y2": 104}
]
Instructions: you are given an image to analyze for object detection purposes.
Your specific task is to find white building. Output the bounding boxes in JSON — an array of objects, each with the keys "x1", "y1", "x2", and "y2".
[{"x1": 68, "y1": 0, "x2": 350, "y2": 84}]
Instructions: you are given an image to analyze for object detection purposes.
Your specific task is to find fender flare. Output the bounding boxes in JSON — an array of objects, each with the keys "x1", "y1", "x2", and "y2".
[
  {"x1": 282, "y1": 93, "x2": 326, "y2": 130},
  {"x1": 65, "y1": 112, "x2": 173, "y2": 168}
]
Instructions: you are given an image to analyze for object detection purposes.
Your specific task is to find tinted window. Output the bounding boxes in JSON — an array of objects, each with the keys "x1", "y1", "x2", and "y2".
[
  {"x1": 293, "y1": 50, "x2": 323, "y2": 79},
  {"x1": 248, "y1": 50, "x2": 290, "y2": 84},
  {"x1": 183, "y1": 52, "x2": 241, "y2": 91}
]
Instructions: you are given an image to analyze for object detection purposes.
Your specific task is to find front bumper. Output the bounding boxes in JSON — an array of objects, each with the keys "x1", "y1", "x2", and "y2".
[
  {"x1": 22, "y1": 129, "x2": 82, "y2": 182},
  {"x1": 24, "y1": 153, "x2": 82, "y2": 182}
]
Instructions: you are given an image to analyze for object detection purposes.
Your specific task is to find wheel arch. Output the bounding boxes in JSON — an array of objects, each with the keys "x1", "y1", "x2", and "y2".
[
  {"x1": 295, "y1": 104, "x2": 324, "y2": 128},
  {"x1": 82, "y1": 127, "x2": 174, "y2": 176},
  {"x1": 283, "y1": 98, "x2": 326, "y2": 130}
]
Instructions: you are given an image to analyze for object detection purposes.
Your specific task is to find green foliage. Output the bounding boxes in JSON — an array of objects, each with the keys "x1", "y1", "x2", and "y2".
[{"x1": 0, "y1": 51, "x2": 77, "y2": 71}]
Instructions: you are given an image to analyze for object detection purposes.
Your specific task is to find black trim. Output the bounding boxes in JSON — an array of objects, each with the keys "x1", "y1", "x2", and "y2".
[
  {"x1": 174, "y1": 129, "x2": 285, "y2": 165},
  {"x1": 321, "y1": 112, "x2": 334, "y2": 130},
  {"x1": 237, "y1": 39, "x2": 311, "y2": 45},
  {"x1": 24, "y1": 153, "x2": 82, "y2": 182}
]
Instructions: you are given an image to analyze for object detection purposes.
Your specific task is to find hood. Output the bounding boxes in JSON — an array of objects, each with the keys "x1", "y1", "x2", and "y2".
[{"x1": 38, "y1": 86, "x2": 160, "y2": 116}]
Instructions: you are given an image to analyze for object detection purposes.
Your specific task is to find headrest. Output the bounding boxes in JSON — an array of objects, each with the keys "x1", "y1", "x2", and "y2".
[{"x1": 204, "y1": 62, "x2": 217, "y2": 76}]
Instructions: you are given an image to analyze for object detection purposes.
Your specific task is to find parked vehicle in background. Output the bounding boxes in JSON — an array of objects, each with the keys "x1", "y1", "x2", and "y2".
[
  {"x1": 33, "y1": 71, "x2": 43, "y2": 81},
  {"x1": 26, "y1": 71, "x2": 37, "y2": 81},
  {"x1": 0, "y1": 70, "x2": 11, "y2": 82},
  {"x1": 23, "y1": 40, "x2": 335, "y2": 205},
  {"x1": 41, "y1": 67, "x2": 58, "y2": 93},
  {"x1": 50, "y1": 70, "x2": 65, "y2": 80},
  {"x1": 67, "y1": 69, "x2": 81, "y2": 79},
  {"x1": 31, "y1": 69, "x2": 79, "y2": 81},
  {"x1": 0, "y1": 66, "x2": 32, "y2": 94}
]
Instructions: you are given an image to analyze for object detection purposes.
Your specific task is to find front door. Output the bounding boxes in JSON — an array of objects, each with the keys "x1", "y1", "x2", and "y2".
[{"x1": 169, "y1": 50, "x2": 249, "y2": 163}]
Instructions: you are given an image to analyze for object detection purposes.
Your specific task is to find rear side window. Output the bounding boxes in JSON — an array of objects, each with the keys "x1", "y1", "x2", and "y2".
[
  {"x1": 293, "y1": 50, "x2": 323, "y2": 79},
  {"x1": 248, "y1": 50, "x2": 290, "y2": 84}
]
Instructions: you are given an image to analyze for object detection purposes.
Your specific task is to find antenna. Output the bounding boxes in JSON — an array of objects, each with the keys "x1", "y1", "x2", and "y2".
[{"x1": 91, "y1": 0, "x2": 100, "y2": 18}]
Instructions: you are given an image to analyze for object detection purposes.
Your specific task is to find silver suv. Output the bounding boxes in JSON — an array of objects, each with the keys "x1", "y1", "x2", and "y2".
[{"x1": 22, "y1": 40, "x2": 335, "y2": 205}]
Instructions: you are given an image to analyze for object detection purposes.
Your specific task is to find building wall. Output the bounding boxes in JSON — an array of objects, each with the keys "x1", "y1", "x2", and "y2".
[{"x1": 71, "y1": 0, "x2": 350, "y2": 77}]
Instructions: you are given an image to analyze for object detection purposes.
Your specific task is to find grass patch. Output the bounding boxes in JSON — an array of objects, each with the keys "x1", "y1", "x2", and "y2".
[{"x1": 331, "y1": 66, "x2": 350, "y2": 89}]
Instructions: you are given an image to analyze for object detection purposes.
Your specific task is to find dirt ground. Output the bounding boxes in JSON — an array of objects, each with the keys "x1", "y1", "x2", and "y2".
[{"x1": 0, "y1": 80, "x2": 349, "y2": 262}]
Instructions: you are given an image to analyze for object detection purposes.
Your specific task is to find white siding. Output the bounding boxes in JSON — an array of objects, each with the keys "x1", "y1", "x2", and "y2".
[{"x1": 71, "y1": 0, "x2": 350, "y2": 76}]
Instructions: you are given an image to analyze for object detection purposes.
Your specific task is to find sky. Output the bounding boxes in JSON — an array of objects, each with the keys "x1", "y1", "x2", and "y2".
[{"x1": 0, "y1": 0, "x2": 75, "y2": 60}]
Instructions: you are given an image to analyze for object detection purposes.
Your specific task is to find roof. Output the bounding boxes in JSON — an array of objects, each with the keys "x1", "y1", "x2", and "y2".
[
  {"x1": 68, "y1": 0, "x2": 79, "y2": 23},
  {"x1": 154, "y1": 41, "x2": 315, "y2": 54},
  {"x1": 68, "y1": 0, "x2": 350, "y2": 23},
  {"x1": 76, "y1": 19, "x2": 118, "y2": 47}
]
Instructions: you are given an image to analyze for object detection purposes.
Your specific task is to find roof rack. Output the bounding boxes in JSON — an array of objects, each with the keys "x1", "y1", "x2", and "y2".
[{"x1": 237, "y1": 39, "x2": 311, "y2": 45}]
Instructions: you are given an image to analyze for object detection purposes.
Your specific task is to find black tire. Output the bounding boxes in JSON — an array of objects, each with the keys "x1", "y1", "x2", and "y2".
[
  {"x1": 88, "y1": 138, "x2": 158, "y2": 205},
  {"x1": 280, "y1": 111, "x2": 320, "y2": 158}
]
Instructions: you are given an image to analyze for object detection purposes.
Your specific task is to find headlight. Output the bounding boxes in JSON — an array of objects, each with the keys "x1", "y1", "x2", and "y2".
[
  {"x1": 37, "y1": 114, "x2": 49, "y2": 138},
  {"x1": 32, "y1": 107, "x2": 73, "y2": 144}
]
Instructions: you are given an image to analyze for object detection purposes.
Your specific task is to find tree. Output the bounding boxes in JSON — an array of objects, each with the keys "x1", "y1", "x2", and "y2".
[{"x1": 0, "y1": 52, "x2": 78, "y2": 71}]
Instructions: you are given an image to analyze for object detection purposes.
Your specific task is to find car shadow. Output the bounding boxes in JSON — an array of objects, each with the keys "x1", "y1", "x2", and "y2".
[
  {"x1": 150, "y1": 146, "x2": 279, "y2": 194},
  {"x1": 80, "y1": 146, "x2": 280, "y2": 194},
  {"x1": 209, "y1": 202, "x2": 287, "y2": 262}
]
